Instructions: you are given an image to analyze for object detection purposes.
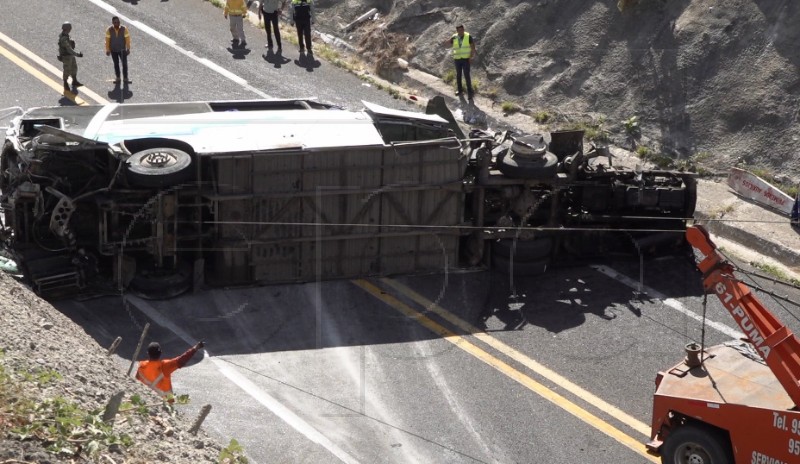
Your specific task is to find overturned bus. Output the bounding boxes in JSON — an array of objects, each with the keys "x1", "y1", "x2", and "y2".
[{"x1": 0, "y1": 98, "x2": 695, "y2": 299}]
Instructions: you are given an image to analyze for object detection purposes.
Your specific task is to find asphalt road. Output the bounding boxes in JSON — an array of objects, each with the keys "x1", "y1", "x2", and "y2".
[{"x1": 4, "y1": 2, "x2": 800, "y2": 463}]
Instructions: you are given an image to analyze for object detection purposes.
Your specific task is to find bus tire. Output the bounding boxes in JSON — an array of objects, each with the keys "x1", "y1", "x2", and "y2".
[{"x1": 491, "y1": 236, "x2": 553, "y2": 261}]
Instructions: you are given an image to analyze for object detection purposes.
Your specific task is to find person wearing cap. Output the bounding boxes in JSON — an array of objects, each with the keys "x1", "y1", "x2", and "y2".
[
  {"x1": 136, "y1": 340, "x2": 204, "y2": 400},
  {"x1": 443, "y1": 24, "x2": 476, "y2": 100},
  {"x1": 105, "y1": 16, "x2": 131, "y2": 84},
  {"x1": 58, "y1": 22, "x2": 83, "y2": 92}
]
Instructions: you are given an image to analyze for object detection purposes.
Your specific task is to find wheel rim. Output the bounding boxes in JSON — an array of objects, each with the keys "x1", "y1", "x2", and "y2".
[
  {"x1": 675, "y1": 442, "x2": 711, "y2": 464},
  {"x1": 136, "y1": 150, "x2": 181, "y2": 170}
]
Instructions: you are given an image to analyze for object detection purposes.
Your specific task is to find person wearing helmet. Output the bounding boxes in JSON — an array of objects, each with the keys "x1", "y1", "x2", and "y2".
[{"x1": 58, "y1": 22, "x2": 83, "y2": 92}]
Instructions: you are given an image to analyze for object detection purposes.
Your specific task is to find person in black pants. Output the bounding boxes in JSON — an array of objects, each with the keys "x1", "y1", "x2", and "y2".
[
  {"x1": 258, "y1": 0, "x2": 285, "y2": 50},
  {"x1": 290, "y1": 0, "x2": 313, "y2": 55}
]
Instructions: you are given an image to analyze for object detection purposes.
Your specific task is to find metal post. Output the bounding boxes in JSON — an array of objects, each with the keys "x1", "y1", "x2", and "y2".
[
  {"x1": 189, "y1": 404, "x2": 212, "y2": 435},
  {"x1": 107, "y1": 336, "x2": 122, "y2": 356},
  {"x1": 103, "y1": 391, "x2": 125, "y2": 423},
  {"x1": 127, "y1": 322, "x2": 150, "y2": 377}
]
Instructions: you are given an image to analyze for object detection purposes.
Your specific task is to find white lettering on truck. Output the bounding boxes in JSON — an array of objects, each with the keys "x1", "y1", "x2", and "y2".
[
  {"x1": 716, "y1": 281, "x2": 771, "y2": 359},
  {"x1": 751, "y1": 451, "x2": 787, "y2": 464}
]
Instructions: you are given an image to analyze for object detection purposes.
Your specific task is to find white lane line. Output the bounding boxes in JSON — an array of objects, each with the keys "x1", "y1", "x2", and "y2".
[
  {"x1": 591, "y1": 265, "x2": 744, "y2": 340},
  {"x1": 86, "y1": 0, "x2": 269, "y2": 97},
  {"x1": 127, "y1": 295, "x2": 362, "y2": 464}
]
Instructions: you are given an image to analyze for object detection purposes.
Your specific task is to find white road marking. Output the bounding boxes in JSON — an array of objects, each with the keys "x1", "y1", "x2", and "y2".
[
  {"x1": 127, "y1": 295, "x2": 362, "y2": 464},
  {"x1": 86, "y1": 0, "x2": 269, "y2": 97},
  {"x1": 591, "y1": 265, "x2": 744, "y2": 340}
]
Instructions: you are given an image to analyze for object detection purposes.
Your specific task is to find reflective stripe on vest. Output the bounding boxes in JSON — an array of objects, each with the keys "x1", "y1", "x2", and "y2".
[
  {"x1": 136, "y1": 360, "x2": 174, "y2": 397},
  {"x1": 452, "y1": 33, "x2": 471, "y2": 60}
]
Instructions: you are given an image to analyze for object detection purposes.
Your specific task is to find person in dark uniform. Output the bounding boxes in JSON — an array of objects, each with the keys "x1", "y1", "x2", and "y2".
[
  {"x1": 58, "y1": 22, "x2": 83, "y2": 92},
  {"x1": 290, "y1": 0, "x2": 314, "y2": 55}
]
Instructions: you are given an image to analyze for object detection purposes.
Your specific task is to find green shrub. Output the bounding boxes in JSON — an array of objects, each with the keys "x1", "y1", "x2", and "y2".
[
  {"x1": 534, "y1": 111, "x2": 551, "y2": 123},
  {"x1": 442, "y1": 69, "x2": 455, "y2": 84},
  {"x1": 623, "y1": 116, "x2": 640, "y2": 137},
  {"x1": 501, "y1": 101, "x2": 520, "y2": 113}
]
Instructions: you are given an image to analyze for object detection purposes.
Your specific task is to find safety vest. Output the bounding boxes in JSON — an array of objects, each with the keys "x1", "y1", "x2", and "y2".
[
  {"x1": 105, "y1": 26, "x2": 129, "y2": 53},
  {"x1": 451, "y1": 33, "x2": 472, "y2": 60},
  {"x1": 224, "y1": 0, "x2": 249, "y2": 16},
  {"x1": 136, "y1": 359, "x2": 179, "y2": 397}
]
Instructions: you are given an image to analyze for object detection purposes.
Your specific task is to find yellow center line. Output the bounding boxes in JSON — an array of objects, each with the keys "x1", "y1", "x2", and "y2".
[
  {"x1": 0, "y1": 43, "x2": 88, "y2": 106},
  {"x1": 380, "y1": 277, "x2": 653, "y2": 438},
  {"x1": 353, "y1": 279, "x2": 658, "y2": 463},
  {"x1": 0, "y1": 31, "x2": 109, "y2": 105}
]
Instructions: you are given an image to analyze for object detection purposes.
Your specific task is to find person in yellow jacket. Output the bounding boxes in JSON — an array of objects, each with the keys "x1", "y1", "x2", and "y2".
[
  {"x1": 443, "y1": 24, "x2": 476, "y2": 100},
  {"x1": 224, "y1": 0, "x2": 249, "y2": 48},
  {"x1": 136, "y1": 341, "x2": 204, "y2": 400},
  {"x1": 105, "y1": 16, "x2": 131, "y2": 84}
]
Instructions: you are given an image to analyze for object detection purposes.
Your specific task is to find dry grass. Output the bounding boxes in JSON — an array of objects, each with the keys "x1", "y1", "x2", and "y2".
[{"x1": 356, "y1": 23, "x2": 415, "y2": 79}]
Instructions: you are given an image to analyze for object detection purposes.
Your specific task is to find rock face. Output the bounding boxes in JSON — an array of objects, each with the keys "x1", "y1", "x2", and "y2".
[{"x1": 316, "y1": 0, "x2": 800, "y2": 176}]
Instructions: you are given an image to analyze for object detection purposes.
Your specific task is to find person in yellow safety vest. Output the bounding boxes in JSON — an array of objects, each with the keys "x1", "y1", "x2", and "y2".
[
  {"x1": 136, "y1": 341, "x2": 204, "y2": 400},
  {"x1": 443, "y1": 24, "x2": 476, "y2": 100},
  {"x1": 105, "y1": 16, "x2": 131, "y2": 84},
  {"x1": 224, "y1": 0, "x2": 250, "y2": 48}
]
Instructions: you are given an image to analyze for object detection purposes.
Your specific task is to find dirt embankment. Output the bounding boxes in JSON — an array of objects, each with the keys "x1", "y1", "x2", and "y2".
[
  {"x1": 316, "y1": 0, "x2": 800, "y2": 177},
  {"x1": 0, "y1": 271, "x2": 226, "y2": 463}
]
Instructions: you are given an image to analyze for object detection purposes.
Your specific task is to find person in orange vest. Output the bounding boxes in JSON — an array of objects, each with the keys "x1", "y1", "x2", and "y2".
[{"x1": 136, "y1": 341, "x2": 204, "y2": 400}]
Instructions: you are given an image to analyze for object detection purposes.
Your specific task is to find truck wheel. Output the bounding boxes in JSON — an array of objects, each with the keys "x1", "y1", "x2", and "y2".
[
  {"x1": 129, "y1": 261, "x2": 192, "y2": 300},
  {"x1": 497, "y1": 150, "x2": 558, "y2": 179},
  {"x1": 492, "y1": 236, "x2": 553, "y2": 261},
  {"x1": 661, "y1": 423, "x2": 733, "y2": 464},
  {"x1": 491, "y1": 254, "x2": 549, "y2": 276},
  {"x1": 126, "y1": 147, "x2": 193, "y2": 189}
]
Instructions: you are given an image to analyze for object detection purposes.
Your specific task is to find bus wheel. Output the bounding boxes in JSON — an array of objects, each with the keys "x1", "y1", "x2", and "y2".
[
  {"x1": 126, "y1": 147, "x2": 193, "y2": 189},
  {"x1": 661, "y1": 423, "x2": 733, "y2": 464}
]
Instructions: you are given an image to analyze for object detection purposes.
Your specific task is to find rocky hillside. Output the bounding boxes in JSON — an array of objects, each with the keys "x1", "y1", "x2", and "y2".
[{"x1": 315, "y1": 0, "x2": 800, "y2": 177}]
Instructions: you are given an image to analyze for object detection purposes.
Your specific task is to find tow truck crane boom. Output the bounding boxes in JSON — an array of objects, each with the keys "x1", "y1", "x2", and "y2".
[
  {"x1": 686, "y1": 225, "x2": 800, "y2": 406},
  {"x1": 648, "y1": 225, "x2": 800, "y2": 464}
]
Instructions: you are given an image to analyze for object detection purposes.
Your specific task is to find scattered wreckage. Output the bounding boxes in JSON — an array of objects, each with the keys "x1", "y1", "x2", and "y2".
[{"x1": 0, "y1": 98, "x2": 696, "y2": 299}]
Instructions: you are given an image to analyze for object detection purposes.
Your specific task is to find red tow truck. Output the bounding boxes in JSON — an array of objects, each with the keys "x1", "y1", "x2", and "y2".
[{"x1": 647, "y1": 225, "x2": 800, "y2": 463}]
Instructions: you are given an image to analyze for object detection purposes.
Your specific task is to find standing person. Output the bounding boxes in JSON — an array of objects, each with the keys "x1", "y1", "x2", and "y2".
[
  {"x1": 136, "y1": 341, "x2": 204, "y2": 400},
  {"x1": 105, "y1": 16, "x2": 131, "y2": 84},
  {"x1": 258, "y1": 0, "x2": 286, "y2": 51},
  {"x1": 290, "y1": 0, "x2": 314, "y2": 55},
  {"x1": 224, "y1": 0, "x2": 249, "y2": 48},
  {"x1": 444, "y1": 25, "x2": 476, "y2": 99},
  {"x1": 58, "y1": 22, "x2": 83, "y2": 92}
]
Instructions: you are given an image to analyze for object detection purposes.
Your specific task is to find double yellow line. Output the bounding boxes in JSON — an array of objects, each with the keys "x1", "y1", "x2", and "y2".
[
  {"x1": 353, "y1": 278, "x2": 659, "y2": 463},
  {"x1": 0, "y1": 31, "x2": 108, "y2": 106}
]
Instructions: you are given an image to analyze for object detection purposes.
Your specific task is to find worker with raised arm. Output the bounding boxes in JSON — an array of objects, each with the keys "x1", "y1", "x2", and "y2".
[{"x1": 136, "y1": 341, "x2": 204, "y2": 400}]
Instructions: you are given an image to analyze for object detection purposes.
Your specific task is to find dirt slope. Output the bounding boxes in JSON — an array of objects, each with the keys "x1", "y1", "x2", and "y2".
[
  {"x1": 316, "y1": 0, "x2": 800, "y2": 177},
  {"x1": 0, "y1": 271, "x2": 224, "y2": 463}
]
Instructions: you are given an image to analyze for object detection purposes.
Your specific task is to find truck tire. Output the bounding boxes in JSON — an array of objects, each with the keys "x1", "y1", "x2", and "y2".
[
  {"x1": 661, "y1": 423, "x2": 733, "y2": 464},
  {"x1": 492, "y1": 236, "x2": 553, "y2": 261},
  {"x1": 129, "y1": 261, "x2": 192, "y2": 300},
  {"x1": 126, "y1": 147, "x2": 193, "y2": 189},
  {"x1": 491, "y1": 254, "x2": 548, "y2": 276},
  {"x1": 497, "y1": 150, "x2": 558, "y2": 179}
]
